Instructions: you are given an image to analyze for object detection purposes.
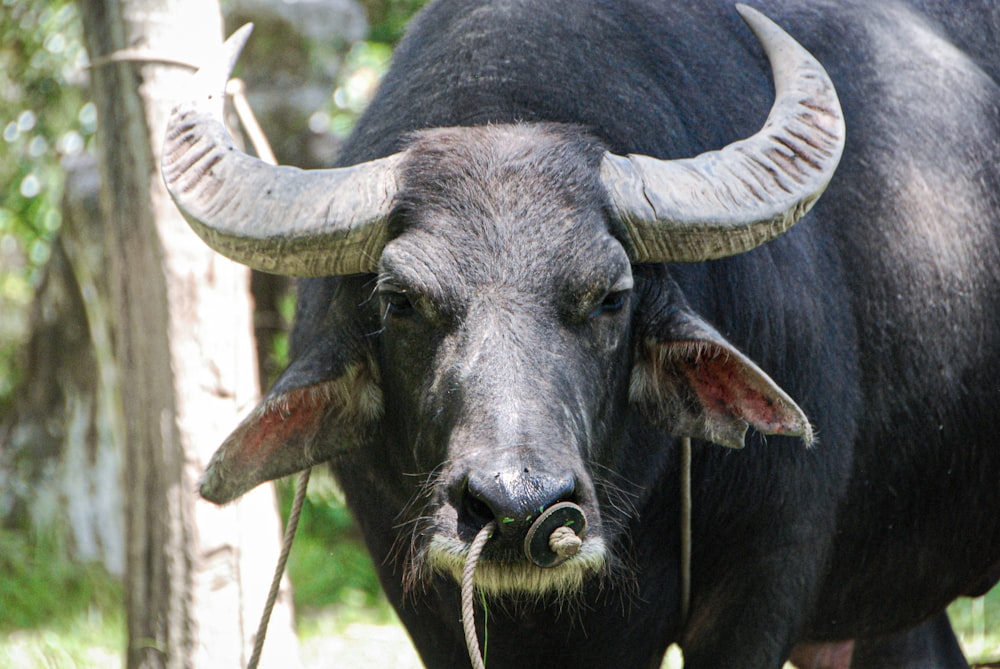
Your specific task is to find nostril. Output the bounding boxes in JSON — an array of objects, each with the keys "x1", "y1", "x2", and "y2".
[{"x1": 460, "y1": 486, "x2": 495, "y2": 530}]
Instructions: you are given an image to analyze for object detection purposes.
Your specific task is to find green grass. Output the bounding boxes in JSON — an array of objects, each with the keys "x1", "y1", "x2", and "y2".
[
  {"x1": 0, "y1": 530, "x2": 122, "y2": 632},
  {"x1": 0, "y1": 529, "x2": 124, "y2": 668}
]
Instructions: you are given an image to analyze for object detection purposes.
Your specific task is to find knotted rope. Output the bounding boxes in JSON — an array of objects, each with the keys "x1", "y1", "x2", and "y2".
[{"x1": 547, "y1": 525, "x2": 582, "y2": 557}]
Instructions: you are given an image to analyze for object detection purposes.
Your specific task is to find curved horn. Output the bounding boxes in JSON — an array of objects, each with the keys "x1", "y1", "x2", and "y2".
[
  {"x1": 162, "y1": 24, "x2": 401, "y2": 277},
  {"x1": 601, "y1": 4, "x2": 846, "y2": 263}
]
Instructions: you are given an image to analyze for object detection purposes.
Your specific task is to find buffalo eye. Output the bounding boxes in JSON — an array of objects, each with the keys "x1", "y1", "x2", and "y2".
[
  {"x1": 589, "y1": 289, "x2": 629, "y2": 319},
  {"x1": 379, "y1": 283, "x2": 416, "y2": 318}
]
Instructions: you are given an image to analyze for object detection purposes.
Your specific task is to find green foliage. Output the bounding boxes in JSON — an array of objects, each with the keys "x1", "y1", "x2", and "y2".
[
  {"x1": 305, "y1": 0, "x2": 431, "y2": 139},
  {"x1": 364, "y1": 0, "x2": 431, "y2": 45},
  {"x1": 323, "y1": 40, "x2": 394, "y2": 138},
  {"x1": 0, "y1": 0, "x2": 92, "y2": 406}
]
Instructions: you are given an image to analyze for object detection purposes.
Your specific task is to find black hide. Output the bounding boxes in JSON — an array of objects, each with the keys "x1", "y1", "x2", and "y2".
[{"x1": 262, "y1": 1, "x2": 1000, "y2": 667}]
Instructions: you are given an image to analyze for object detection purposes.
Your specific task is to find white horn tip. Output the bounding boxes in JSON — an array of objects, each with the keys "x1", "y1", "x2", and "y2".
[
  {"x1": 183, "y1": 23, "x2": 255, "y2": 113},
  {"x1": 734, "y1": 4, "x2": 776, "y2": 35},
  {"x1": 222, "y1": 23, "x2": 255, "y2": 72}
]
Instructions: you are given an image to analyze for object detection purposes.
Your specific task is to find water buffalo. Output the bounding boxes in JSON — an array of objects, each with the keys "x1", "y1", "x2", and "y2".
[{"x1": 162, "y1": 0, "x2": 1000, "y2": 667}]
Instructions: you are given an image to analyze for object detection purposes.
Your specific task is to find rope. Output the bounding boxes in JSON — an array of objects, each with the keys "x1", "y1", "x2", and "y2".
[
  {"x1": 680, "y1": 436, "x2": 692, "y2": 626},
  {"x1": 548, "y1": 525, "x2": 582, "y2": 558},
  {"x1": 247, "y1": 467, "x2": 311, "y2": 669},
  {"x1": 462, "y1": 521, "x2": 497, "y2": 669}
]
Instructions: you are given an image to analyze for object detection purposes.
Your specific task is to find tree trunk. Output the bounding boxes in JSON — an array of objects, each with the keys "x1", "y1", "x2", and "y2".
[{"x1": 76, "y1": 0, "x2": 300, "y2": 667}]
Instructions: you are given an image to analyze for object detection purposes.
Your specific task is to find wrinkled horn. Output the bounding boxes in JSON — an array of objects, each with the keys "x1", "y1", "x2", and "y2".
[
  {"x1": 161, "y1": 24, "x2": 401, "y2": 277},
  {"x1": 601, "y1": 4, "x2": 846, "y2": 263}
]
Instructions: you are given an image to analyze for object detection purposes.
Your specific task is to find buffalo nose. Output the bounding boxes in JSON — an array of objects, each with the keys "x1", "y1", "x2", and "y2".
[{"x1": 463, "y1": 469, "x2": 577, "y2": 540}]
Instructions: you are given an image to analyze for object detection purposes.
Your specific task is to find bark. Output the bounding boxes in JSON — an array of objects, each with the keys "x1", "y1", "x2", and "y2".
[{"x1": 76, "y1": 0, "x2": 299, "y2": 667}]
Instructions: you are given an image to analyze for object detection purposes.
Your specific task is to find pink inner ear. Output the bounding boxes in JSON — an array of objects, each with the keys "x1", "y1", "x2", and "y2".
[
  {"x1": 229, "y1": 387, "x2": 329, "y2": 467},
  {"x1": 202, "y1": 363, "x2": 383, "y2": 504},
  {"x1": 673, "y1": 342, "x2": 807, "y2": 438},
  {"x1": 201, "y1": 385, "x2": 333, "y2": 503}
]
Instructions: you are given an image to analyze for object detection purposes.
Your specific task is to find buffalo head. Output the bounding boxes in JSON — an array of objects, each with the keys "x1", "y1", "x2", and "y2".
[{"x1": 162, "y1": 6, "x2": 842, "y2": 597}]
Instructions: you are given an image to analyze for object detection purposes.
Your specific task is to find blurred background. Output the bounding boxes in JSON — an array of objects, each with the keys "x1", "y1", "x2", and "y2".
[{"x1": 0, "y1": 0, "x2": 997, "y2": 667}]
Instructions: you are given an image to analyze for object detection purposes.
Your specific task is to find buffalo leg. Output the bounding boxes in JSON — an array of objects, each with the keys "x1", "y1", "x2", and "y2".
[
  {"x1": 849, "y1": 612, "x2": 968, "y2": 669},
  {"x1": 682, "y1": 555, "x2": 827, "y2": 668}
]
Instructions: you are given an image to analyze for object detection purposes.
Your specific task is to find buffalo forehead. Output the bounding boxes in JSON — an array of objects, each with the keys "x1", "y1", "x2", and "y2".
[{"x1": 384, "y1": 124, "x2": 629, "y2": 303}]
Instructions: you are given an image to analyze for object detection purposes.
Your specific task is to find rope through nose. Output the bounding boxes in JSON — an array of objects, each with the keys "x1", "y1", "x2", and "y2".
[
  {"x1": 547, "y1": 525, "x2": 582, "y2": 558},
  {"x1": 462, "y1": 521, "x2": 496, "y2": 669}
]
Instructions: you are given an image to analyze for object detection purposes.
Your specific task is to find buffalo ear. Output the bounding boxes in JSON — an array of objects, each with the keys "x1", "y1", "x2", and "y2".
[
  {"x1": 630, "y1": 311, "x2": 813, "y2": 449},
  {"x1": 200, "y1": 358, "x2": 383, "y2": 504}
]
